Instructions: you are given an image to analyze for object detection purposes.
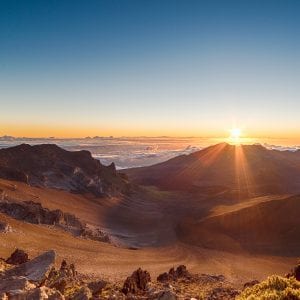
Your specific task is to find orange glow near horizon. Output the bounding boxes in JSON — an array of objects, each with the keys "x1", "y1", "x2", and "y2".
[{"x1": 1, "y1": 123, "x2": 300, "y2": 143}]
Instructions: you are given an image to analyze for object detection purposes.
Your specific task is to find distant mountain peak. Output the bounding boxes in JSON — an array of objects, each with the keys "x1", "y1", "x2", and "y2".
[{"x1": 0, "y1": 144, "x2": 130, "y2": 197}]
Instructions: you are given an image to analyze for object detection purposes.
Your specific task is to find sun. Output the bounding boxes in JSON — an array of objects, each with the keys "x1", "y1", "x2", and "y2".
[{"x1": 230, "y1": 128, "x2": 242, "y2": 139}]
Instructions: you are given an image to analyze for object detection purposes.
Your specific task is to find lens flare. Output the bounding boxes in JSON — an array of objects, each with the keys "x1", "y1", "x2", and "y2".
[{"x1": 230, "y1": 128, "x2": 242, "y2": 139}]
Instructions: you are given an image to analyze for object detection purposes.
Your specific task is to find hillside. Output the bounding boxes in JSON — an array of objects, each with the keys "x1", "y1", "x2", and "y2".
[
  {"x1": 125, "y1": 143, "x2": 300, "y2": 197},
  {"x1": 177, "y1": 194, "x2": 300, "y2": 256}
]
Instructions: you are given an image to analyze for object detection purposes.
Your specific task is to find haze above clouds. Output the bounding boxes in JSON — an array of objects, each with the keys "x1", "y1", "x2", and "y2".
[{"x1": 0, "y1": 136, "x2": 299, "y2": 169}]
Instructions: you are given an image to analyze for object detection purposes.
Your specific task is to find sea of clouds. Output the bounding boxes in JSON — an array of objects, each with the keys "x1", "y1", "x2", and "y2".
[{"x1": 0, "y1": 136, "x2": 299, "y2": 169}]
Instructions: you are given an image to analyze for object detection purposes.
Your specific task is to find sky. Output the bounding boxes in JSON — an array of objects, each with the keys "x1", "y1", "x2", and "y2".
[{"x1": 0, "y1": 0, "x2": 300, "y2": 139}]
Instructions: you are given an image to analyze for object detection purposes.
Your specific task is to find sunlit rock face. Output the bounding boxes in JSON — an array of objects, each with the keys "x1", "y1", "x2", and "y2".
[{"x1": 0, "y1": 144, "x2": 130, "y2": 197}]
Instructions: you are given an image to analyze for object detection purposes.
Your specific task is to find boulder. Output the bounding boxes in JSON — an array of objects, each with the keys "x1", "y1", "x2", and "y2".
[
  {"x1": 6, "y1": 249, "x2": 29, "y2": 265},
  {"x1": 122, "y1": 268, "x2": 151, "y2": 294},
  {"x1": 1, "y1": 250, "x2": 55, "y2": 284}
]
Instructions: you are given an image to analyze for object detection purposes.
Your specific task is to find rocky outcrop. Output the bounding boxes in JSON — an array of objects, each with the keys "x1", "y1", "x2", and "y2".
[
  {"x1": 0, "y1": 199, "x2": 111, "y2": 243},
  {"x1": 0, "y1": 199, "x2": 83, "y2": 231},
  {"x1": 5, "y1": 249, "x2": 29, "y2": 265},
  {"x1": 122, "y1": 268, "x2": 151, "y2": 294},
  {"x1": 0, "y1": 144, "x2": 130, "y2": 197},
  {"x1": 157, "y1": 265, "x2": 190, "y2": 282}
]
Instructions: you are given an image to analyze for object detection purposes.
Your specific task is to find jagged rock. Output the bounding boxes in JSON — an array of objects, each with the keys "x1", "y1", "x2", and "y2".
[
  {"x1": 243, "y1": 280, "x2": 260, "y2": 289},
  {"x1": 122, "y1": 268, "x2": 151, "y2": 294},
  {"x1": 0, "y1": 221, "x2": 11, "y2": 233},
  {"x1": 72, "y1": 286, "x2": 92, "y2": 300},
  {"x1": 45, "y1": 260, "x2": 77, "y2": 293},
  {"x1": 59, "y1": 260, "x2": 76, "y2": 277},
  {"x1": 122, "y1": 276, "x2": 138, "y2": 295},
  {"x1": 6, "y1": 249, "x2": 29, "y2": 265},
  {"x1": 87, "y1": 280, "x2": 107, "y2": 296},
  {"x1": 157, "y1": 265, "x2": 190, "y2": 282},
  {"x1": 0, "y1": 276, "x2": 35, "y2": 294},
  {"x1": 1, "y1": 250, "x2": 55, "y2": 284},
  {"x1": 156, "y1": 290, "x2": 178, "y2": 300}
]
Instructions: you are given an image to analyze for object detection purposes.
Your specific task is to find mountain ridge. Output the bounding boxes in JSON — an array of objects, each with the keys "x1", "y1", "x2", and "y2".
[
  {"x1": 124, "y1": 142, "x2": 300, "y2": 196},
  {"x1": 0, "y1": 143, "x2": 130, "y2": 197}
]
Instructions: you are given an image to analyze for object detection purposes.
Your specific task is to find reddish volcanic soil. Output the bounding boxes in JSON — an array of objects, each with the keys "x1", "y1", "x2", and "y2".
[{"x1": 0, "y1": 178, "x2": 297, "y2": 287}]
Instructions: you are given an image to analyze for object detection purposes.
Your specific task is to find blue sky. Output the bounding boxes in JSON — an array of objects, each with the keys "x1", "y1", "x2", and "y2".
[{"x1": 1, "y1": 0, "x2": 300, "y2": 137}]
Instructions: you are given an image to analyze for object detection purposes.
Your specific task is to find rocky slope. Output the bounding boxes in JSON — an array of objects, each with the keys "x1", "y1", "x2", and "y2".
[
  {"x1": 1, "y1": 248, "x2": 299, "y2": 299},
  {"x1": 0, "y1": 196, "x2": 110, "y2": 243},
  {"x1": 0, "y1": 144, "x2": 130, "y2": 197},
  {"x1": 0, "y1": 249, "x2": 240, "y2": 299}
]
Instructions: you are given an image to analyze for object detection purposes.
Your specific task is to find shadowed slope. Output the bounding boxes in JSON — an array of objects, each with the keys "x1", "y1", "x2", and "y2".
[
  {"x1": 178, "y1": 194, "x2": 300, "y2": 256},
  {"x1": 125, "y1": 143, "x2": 300, "y2": 196}
]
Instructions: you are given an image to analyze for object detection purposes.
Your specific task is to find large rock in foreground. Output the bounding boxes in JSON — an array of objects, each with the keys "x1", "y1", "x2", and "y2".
[
  {"x1": 122, "y1": 268, "x2": 151, "y2": 294},
  {"x1": 1, "y1": 250, "x2": 55, "y2": 284}
]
